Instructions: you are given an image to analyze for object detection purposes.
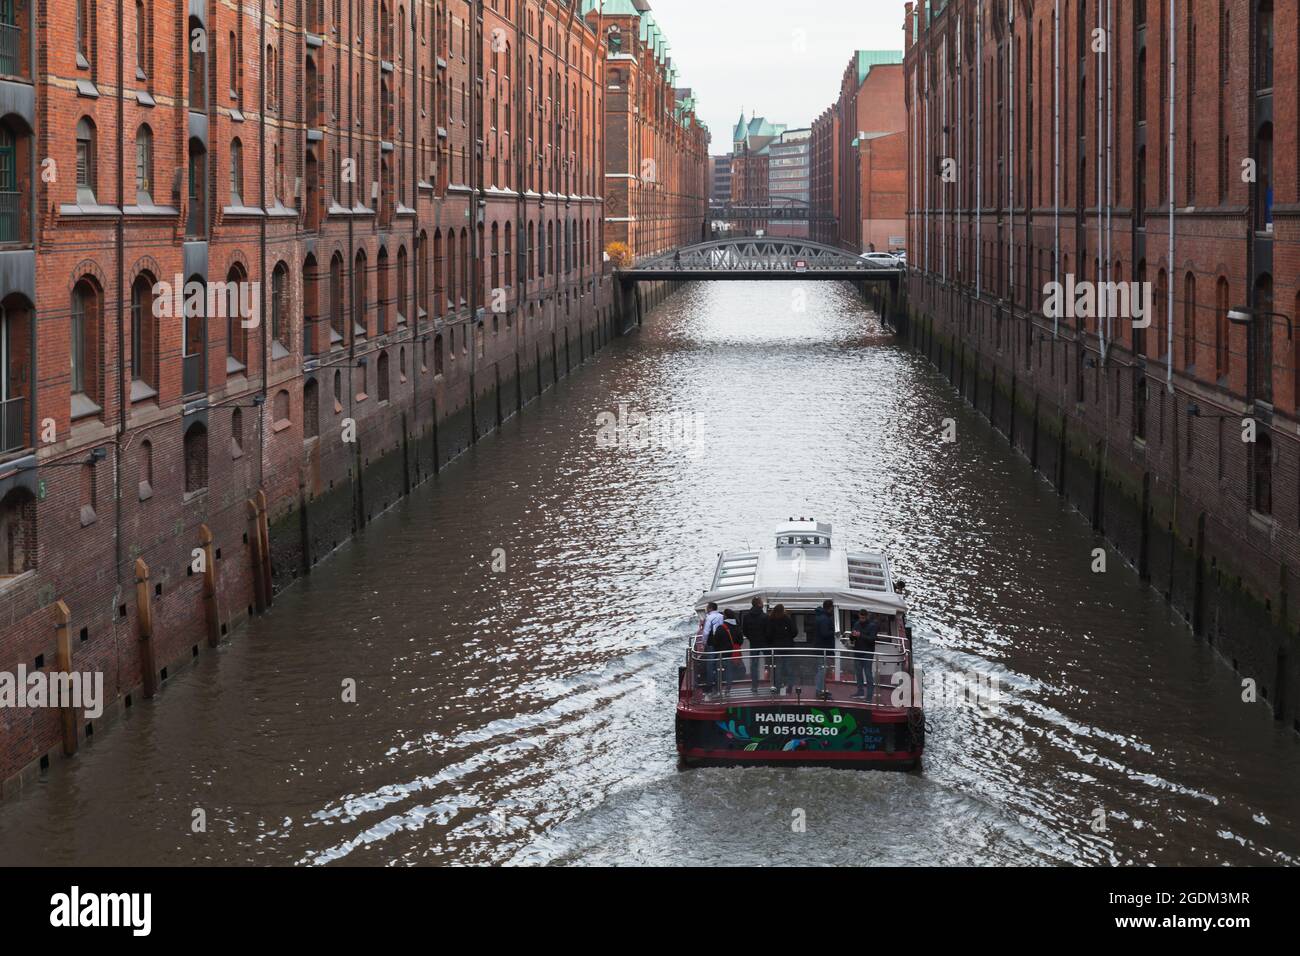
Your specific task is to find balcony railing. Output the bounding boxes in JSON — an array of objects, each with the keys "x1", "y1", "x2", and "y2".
[
  {"x1": 0, "y1": 394, "x2": 25, "y2": 453},
  {"x1": 0, "y1": 22, "x2": 22, "y2": 78},
  {"x1": 0, "y1": 190, "x2": 21, "y2": 244},
  {"x1": 182, "y1": 353, "x2": 205, "y2": 396}
]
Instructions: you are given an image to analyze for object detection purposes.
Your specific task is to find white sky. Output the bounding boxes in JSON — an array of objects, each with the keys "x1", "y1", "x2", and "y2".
[{"x1": 636, "y1": 0, "x2": 912, "y2": 153}]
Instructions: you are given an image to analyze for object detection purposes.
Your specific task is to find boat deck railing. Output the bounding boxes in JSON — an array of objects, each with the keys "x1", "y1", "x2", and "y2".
[{"x1": 683, "y1": 639, "x2": 919, "y2": 709}]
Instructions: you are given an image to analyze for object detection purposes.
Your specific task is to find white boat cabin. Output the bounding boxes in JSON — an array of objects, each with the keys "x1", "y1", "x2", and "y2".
[{"x1": 695, "y1": 519, "x2": 908, "y2": 642}]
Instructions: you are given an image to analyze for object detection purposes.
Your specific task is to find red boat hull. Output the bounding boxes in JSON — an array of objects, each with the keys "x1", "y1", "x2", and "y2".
[{"x1": 675, "y1": 699, "x2": 924, "y2": 769}]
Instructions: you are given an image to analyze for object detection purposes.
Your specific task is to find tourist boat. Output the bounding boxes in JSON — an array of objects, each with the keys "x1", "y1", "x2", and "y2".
[{"x1": 676, "y1": 519, "x2": 924, "y2": 769}]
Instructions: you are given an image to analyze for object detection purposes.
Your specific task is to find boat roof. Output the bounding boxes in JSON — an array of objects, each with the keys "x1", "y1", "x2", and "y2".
[{"x1": 695, "y1": 520, "x2": 907, "y2": 615}]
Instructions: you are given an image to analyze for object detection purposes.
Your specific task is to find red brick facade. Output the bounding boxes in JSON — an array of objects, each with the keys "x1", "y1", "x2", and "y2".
[
  {"x1": 0, "y1": 0, "x2": 653, "y2": 790},
  {"x1": 598, "y1": 3, "x2": 709, "y2": 261},
  {"x1": 905, "y1": 0, "x2": 1299, "y2": 732},
  {"x1": 810, "y1": 51, "x2": 906, "y2": 252}
]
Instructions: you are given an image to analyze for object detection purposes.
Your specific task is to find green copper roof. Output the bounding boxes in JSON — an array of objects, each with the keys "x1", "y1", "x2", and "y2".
[
  {"x1": 856, "y1": 49, "x2": 904, "y2": 85},
  {"x1": 599, "y1": 0, "x2": 640, "y2": 14}
]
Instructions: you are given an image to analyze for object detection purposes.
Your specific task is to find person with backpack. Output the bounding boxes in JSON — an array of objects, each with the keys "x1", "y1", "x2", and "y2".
[{"x1": 706, "y1": 609, "x2": 743, "y2": 697}]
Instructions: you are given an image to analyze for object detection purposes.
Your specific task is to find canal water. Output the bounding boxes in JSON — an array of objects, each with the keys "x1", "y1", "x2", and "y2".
[{"x1": 3, "y1": 281, "x2": 1298, "y2": 866}]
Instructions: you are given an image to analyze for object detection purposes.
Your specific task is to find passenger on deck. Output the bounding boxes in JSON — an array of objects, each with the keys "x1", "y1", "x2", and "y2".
[
  {"x1": 766, "y1": 604, "x2": 798, "y2": 694},
  {"x1": 850, "y1": 610, "x2": 880, "y2": 700},
  {"x1": 813, "y1": 600, "x2": 836, "y2": 699},
  {"x1": 697, "y1": 602, "x2": 722, "y2": 692},
  {"x1": 706, "y1": 609, "x2": 742, "y2": 697},
  {"x1": 743, "y1": 596, "x2": 769, "y2": 694}
]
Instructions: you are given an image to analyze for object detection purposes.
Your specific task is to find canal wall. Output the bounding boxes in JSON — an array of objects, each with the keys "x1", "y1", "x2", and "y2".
[
  {"x1": 0, "y1": 278, "x2": 687, "y2": 798},
  {"x1": 901, "y1": 277, "x2": 1299, "y2": 739}
]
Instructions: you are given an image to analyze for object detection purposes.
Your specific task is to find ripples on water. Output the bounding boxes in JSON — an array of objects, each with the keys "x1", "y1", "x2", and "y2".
[{"x1": 2, "y1": 281, "x2": 1298, "y2": 866}]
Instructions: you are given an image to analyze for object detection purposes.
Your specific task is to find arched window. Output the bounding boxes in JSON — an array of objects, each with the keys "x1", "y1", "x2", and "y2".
[
  {"x1": 303, "y1": 378, "x2": 320, "y2": 440},
  {"x1": 130, "y1": 273, "x2": 157, "y2": 392},
  {"x1": 396, "y1": 245, "x2": 408, "y2": 324},
  {"x1": 76, "y1": 118, "x2": 96, "y2": 204},
  {"x1": 377, "y1": 246, "x2": 390, "y2": 334},
  {"x1": 226, "y1": 263, "x2": 247, "y2": 371},
  {"x1": 230, "y1": 138, "x2": 243, "y2": 205},
  {"x1": 1255, "y1": 122, "x2": 1273, "y2": 233},
  {"x1": 504, "y1": 222, "x2": 513, "y2": 287},
  {"x1": 329, "y1": 253, "x2": 344, "y2": 344},
  {"x1": 0, "y1": 294, "x2": 32, "y2": 451},
  {"x1": 137, "y1": 439, "x2": 153, "y2": 498},
  {"x1": 183, "y1": 274, "x2": 207, "y2": 395},
  {"x1": 459, "y1": 228, "x2": 469, "y2": 306},
  {"x1": 70, "y1": 279, "x2": 100, "y2": 414},
  {"x1": 188, "y1": 17, "x2": 206, "y2": 110},
  {"x1": 75, "y1": 0, "x2": 90, "y2": 62},
  {"x1": 434, "y1": 333, "x2": 444, "y2": 376},
  {"x1": 271, "y1": 261, "x2": 290, "y2": 356},
  {"x1": 183, "y1": 421, "x2": 208, "y2": 492},
  {"x1": 1256, "y1": 0, "x2": 1274, "y2": 90},
  {"x1": 446, "y1": 229, "x2": 456, "y2": 311},
  {"x1": 352, "y1": 249, "x2": 367, "y2": 338},
  {"x1": 490, "y1": 221, "x2": 500, "y2": 291},
  {"x1": 187, "y1": 138, "x2": 206, "y2": 237},
  {"x1": 303, "y1": 254, "x2": 319, "y2": 354},
  {"x1": 377, "y1": 351, "x2": 390, "y2": 402},
  {"x1": 0, "y1": 487, "x2": 36, "y2": 576},
  {"x1": 1183, "y1": 272, "x2": 1196, "y2": 369},
  {"x1": 231, "y1": 406, "x2": 243, "y2": 455},
  {"x1": 273, "y1": 389, "x2": 289, "y2": 426},
  {"x1": 1215, "y1": 276, "x2": 1230, "y2": 380},
  {"x1": 1252, "y1": 431, "x2": 1273, "y2": 515},
  {"x1": 135, "y1": 125, "x2": 153, "y2": 203},
  {"x1": 528, "y1": 221, "x2": 535, "y2": 278},
  {"x1": 266, "y1": 44, "x2": 277, "y2": 111}
]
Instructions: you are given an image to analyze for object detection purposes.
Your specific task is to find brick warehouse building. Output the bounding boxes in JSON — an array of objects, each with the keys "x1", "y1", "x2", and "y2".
[
  {"x1": 904, "y1": 0, "x2": 1299, "y2": 733},
  {"x1": 0, "y1": 0, "x2": 705, "y2": 791},
  {"x1": 597, "y1": 0, "x2": 710, "y2": 261},
  {"x1": 809, "y1": 49, "x2": 905, "y2": 252}
]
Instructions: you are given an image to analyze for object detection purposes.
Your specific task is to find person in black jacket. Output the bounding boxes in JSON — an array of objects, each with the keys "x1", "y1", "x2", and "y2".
[
  {"x1": 812, "y1": 600, "x2": 836, "y2": 699},
  {"x1": 743, "y1": 597, "x2": 769, "y2": 693},
  {"x1": 849, "y1": 610, "x2": 880, "y2": 700},
  {"x1": 766, "y1": 604, "x2": 799, "y2": 695},
  {"x1": 706, "y1": 609, "x2": 742, "y2": 696}
]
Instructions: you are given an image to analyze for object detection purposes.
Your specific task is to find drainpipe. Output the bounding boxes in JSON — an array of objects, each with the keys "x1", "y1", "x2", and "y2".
[
  {"x1": 1097, "y1": 0, "x2": 1106, "y2": 360},
  {"x1": 1106, "y1": 0, "x2": 1114, "y2": 360},
  {"x1": 940, "y1": 35, "x2": 946, "y2": 284},
  {"x1": 114, "y1": 0, "x2": 125, "y2": 584},
  {"x1": 1008, "y1": 0, "x2": 1015, "y2": 318},
  {"x1": 258, "y1": 8, "x2": 268, "y2": 488},
  {"x1": 1053, "y1": 0, "x2": 1059, "y2": 337},
  {"x1": 1166, "y1": 0, "x2": 1176, "y2": 392},
  {"x1": 923, "y1": 45, "x2": 929, "y2": 276},
  {"x1": 976, "y1": 0, "x2": 982, "y2": 299}
]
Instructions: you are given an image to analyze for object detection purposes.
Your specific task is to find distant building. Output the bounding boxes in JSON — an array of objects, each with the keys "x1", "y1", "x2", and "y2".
[
  {"x1": 711, "y1": 155, "x2": 733, "y2": 205},
  {"x1": 768, "y1": 129, "x2": 812, "y2": 238},
  {"x1": 730, "y1": 114, "x2": 788, "y2": 233},
  {"x1": 810, "y1": 50, "x2": 906, "y2": 252}
]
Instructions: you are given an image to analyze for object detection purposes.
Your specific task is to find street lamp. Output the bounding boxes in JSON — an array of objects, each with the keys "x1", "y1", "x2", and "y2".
[{"x1": 1227, "y1": 306, "x2": 1292, "y2": 406}]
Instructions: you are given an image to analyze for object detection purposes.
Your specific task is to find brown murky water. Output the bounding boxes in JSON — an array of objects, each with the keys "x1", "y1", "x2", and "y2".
[{"x1": 2, "y1": 281, "x2": 1298, "y2": 866}]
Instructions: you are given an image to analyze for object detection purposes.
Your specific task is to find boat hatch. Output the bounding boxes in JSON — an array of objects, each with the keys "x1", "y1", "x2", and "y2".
[
  {"x1": 714, "y1": 551, "x2": 760, "y2": 589},
  {"x1": 847, "y1": 555, "x2": 889, "y2": 592}
]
